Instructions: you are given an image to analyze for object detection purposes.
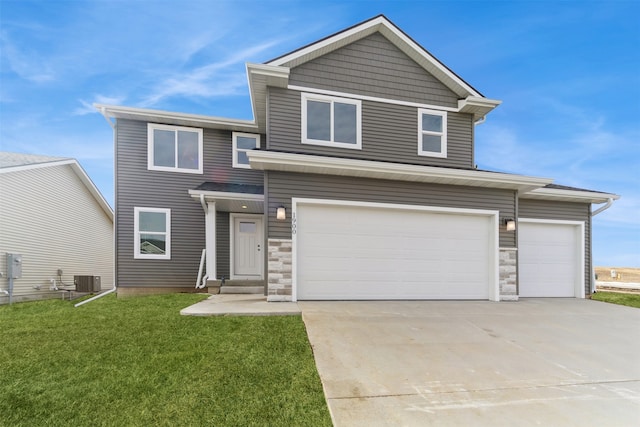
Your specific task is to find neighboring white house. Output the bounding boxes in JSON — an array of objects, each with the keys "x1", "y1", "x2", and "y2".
[{"x1": 0, "y1": 152, "x2": 114, "y2": 304}]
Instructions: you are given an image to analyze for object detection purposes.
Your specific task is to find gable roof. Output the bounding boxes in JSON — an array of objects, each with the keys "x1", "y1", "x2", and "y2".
[
  {"x1": 0, "y1": 151, "x2": 114, "y2": 220},
  {"x1": 267, "y1": 15, "x2": 483, "y2": 99}
]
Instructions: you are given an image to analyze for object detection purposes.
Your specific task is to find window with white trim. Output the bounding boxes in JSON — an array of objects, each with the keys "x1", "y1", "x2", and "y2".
[
  {"x1": 302, "y1": 93, "x2": 361, "y2": 149},
  {"x1": 148, "y1": 123, "x2": 203, "y2": 173},
  {"x1": 232, "y1": 132, "x2": 260, "y2": 168},
  {"x1": 418, "y1": 109, "x2": 447, "y2": 158},
  {"x1": 134, "y1": 207, "x2": 171, "y2": 260}
]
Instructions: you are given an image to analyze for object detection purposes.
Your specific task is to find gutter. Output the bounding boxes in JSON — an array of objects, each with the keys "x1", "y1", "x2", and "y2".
[{"x1": 590, "y1": 198, "x2": 615, "y2": 294}]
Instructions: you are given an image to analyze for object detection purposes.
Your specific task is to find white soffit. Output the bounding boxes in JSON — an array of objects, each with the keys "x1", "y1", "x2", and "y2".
[
  {"x1": 246, "y1": 63, "x2": 290, "y2": 134},
  {"x1": 520, "y1": 187, "x2": 620, "y2": 204},
  {"x1": 267, "y1": 15, "x2": 483, "y2": 99},
  {"x1": 247, "y1": 151, "x2": 552, "y2": 192}
]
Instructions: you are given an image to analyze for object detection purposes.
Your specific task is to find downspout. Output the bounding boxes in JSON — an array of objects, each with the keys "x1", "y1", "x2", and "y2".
[{"x1": 590, "y1": 198, "x2": 614, "y2": 294}]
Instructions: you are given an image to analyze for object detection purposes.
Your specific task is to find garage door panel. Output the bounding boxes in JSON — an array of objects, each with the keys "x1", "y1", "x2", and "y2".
[
  {"x1": 519, "y1": 221, "x2": 582, "y2": 298},
  {"x1": 296, "y1": 203, "x2": 494, "y2": 300}
]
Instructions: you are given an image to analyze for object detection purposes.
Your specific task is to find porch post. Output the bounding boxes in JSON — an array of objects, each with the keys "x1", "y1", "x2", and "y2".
[{"x1": 205, "y1": 201, "x2": 217, "y2": 281}]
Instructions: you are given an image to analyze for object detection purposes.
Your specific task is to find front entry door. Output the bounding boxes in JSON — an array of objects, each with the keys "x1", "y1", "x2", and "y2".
[{"x1": 232, "y1": 216, "x2": 263, "y2": 278}]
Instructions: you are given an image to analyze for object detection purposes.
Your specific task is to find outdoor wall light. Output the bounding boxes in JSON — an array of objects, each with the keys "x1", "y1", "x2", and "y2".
[
  {"x1": 505, "y1": 218, "x2": 516, "y2": 231},
  {"x1": 276, "y1": 206, "x2": 286, "y2": 221}
]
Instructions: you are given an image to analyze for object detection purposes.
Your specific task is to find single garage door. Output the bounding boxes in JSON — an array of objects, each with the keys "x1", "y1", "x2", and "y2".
[
  {"x1": 295, "y1": 202, "x2": 496, "y2": 300},
  {"x1": 518, "y1": 220, "x2": 584, "y2": 297}
]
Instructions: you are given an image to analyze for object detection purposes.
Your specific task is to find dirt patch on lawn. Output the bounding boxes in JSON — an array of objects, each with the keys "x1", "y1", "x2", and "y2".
[{"x1": 595, "y1": 267, "x2": 640, "y2": 283}]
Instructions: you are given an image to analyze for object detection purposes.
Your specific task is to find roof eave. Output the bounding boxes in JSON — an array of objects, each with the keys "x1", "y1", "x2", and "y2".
[
  {"x1": 246, "y1": 63, "x2": 290, "y2": 134},
  {"x1": 95, "y1": 104, "x2": 259, "y2": 132},
  {"x1": 520, "y1": 187, "x2": 620, "y2": 204},
  {"x1": 247, "y1": 150, "x2": 552, "y2": 193}
]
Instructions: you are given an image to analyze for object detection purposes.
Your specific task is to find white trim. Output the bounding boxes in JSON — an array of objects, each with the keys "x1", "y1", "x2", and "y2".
[
  {"x1": 301, "y1": 92, "x2": 362, "y2": 150},
  {"x1": 230, "y1": 213, "x2": 264, "y2": 280},
  {"x1": 232, "y1": 132, "x2": 261, "y2": 169},
  {"x1": 97, "y1": 103, "x2": 258, "y2": 130},
  {"x1": 418, "y1": 108, "x2": 447, "y2": 158},
  {"x1": 248, "y1": 150, "x2": 553, "y2": 192},
  {"x1": 205, "y1": 202, "x2": 216, "y2": 280},
  {"x1": 291, "y1": 197, "x2": 500, "y2": 302},
  {"x1": 521, "y1": 187, "x2": 620, "y2": 204},
  {"x1": 518, "y1": 218, "x2": 585, "y2": 298},
  {"x1": 134, "y1": 207, "x2": 171, "y2": 260},
  {"x1": 188, "y1": 190, "x2": 264, "y2": 202},
  {"x1": 147, "y1": 123, "x2": 203, "y2": 174},
  {"x1": 289, "y1": 85, "x2": 458, "y2": 112}
]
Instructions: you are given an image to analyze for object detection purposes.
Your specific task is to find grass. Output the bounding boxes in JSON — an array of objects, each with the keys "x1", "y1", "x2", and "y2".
[
  {"x1": 0, "y1": 294, "x2": 331, "y2": 426},
  {"x1": 592, "y1": 291, "x2": 640, "y2": 308}
]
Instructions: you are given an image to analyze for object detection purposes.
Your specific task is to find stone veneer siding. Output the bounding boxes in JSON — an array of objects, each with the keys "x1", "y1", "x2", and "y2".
[
  {"x1": 499, "y1": 248, "x2": 518, "y2": 301},
  {"x1": 267, "y1": 238, "x2": 292, "y2": 301}
]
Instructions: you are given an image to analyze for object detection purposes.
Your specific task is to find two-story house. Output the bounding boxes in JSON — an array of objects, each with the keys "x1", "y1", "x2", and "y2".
[{"x1": 97, "y1": 15, "x2": 618, "y2": 302}]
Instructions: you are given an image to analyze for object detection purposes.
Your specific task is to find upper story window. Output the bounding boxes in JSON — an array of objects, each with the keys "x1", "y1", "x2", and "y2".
[
  {"x1": 301, "y1": 93, "x2": 362, "y2": 149},
  {"x1": 418, "y1": 109, "x2": 447, "y2": 158},
  {"x1": 148, "y1": 123, "x2": 203, "y2": 174},
  {"x1": 232, "y1": 132, "x2": 260, "y2": 169},
  {"x1": 134, "y1": 207, "x2": 171, "y2": 260}
]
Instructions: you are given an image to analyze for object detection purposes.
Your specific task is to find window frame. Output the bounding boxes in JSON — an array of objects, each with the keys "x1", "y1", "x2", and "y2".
[
  {"x1": 301, "y1": 92, "x2": 362, "y2": 150},
  {"x1": 147, "y1": 123, "x2": 203, "y2": 174},
  {"x1": 134, "y1": 207, "x2": 171, "y2": 260},
  {"x1": 417, "y1": 108, "x2": 447, "y2": 158},
  {"x1": 232, "y1": 132, "x2": 260, "y2": 169}
]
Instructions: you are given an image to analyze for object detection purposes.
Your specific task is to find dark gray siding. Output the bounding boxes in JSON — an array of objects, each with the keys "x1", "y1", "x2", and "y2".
[
  {"x1": 115, "y1": 119, "x2": 263, "y2": 288},
  {"x1": 266, "y1": 171, "x2": 516, "y2": 248},
  {"x1": 518, "y1": 199, "x2": 592, "y2": 295},
  {"x1": 289, "y1": 32, "x2": 458, "y2": 108},
  {"x1": 268, "y1": 87, "x2": 474, "y2": 169}
]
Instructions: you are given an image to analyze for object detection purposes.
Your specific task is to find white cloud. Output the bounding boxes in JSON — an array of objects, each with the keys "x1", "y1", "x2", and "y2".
[
  {"x1": 74, "y1": 95, "x2": 126, "y2": 116},
  {"x1": 0, "y1": 30, "x2": 56, "y2": 83},
  {"x1": 139, "y1": 39, "x2": 281, "y2": 107}
]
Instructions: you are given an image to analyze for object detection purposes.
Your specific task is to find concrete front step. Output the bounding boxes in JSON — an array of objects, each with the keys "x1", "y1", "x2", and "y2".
[{"x1": 220, "y1": 286, "x2": 264, "y2": 294}]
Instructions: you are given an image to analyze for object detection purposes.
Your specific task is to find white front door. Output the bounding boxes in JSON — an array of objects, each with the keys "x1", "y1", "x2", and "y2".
[{"x1": 231, "y1": 215, "x2": 263, "y2": 279}]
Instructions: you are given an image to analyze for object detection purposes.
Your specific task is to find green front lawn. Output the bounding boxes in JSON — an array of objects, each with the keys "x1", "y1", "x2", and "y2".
[
  {"x1": 0, "y1": 294, "x2": 331, "y2": 426},
  {"x1": 592, "y1": 291, "x2": 640, "y2": 308}
]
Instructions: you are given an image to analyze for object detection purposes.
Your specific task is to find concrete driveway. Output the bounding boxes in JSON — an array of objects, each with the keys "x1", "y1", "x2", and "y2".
[{"x1": 299, "y1": 299, "x2": 640, "y2": 426}]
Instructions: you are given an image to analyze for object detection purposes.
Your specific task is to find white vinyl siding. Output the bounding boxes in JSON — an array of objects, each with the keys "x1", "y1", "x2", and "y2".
[
  {"x1": 147, "y1": 123, "x2": 203, "y2": 174},
  {"x1": 418, "y1": 108, "x2": 447, "y2": 158},
  {"x1": 134, "y1": 207, "x2": 171, "y2": 260},
  {"x1": 0, "y1": 165, "x2": 113, "y2": 302},
  {"x1": 232, "y1": 132, "x2": 260, "y2": 169},
  {"x1": 301, "y1": 93, "x2": 362, "y2": 149}
]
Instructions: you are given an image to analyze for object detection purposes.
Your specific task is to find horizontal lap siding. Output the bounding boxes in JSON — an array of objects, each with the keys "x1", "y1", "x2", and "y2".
[
  {"x1": 518, "y1": 199, "x2": 592, "y2": 295},
  {"x1": 289, "y1": 32, "x2": 458, "y2": 108},
  {"x1": 0, "y1": 166, "x2": 113, "y2": 302},
  {"x1": 115, "y1": 119, "x2": 263, "y2": 288},
  {"x1": 268, "y1": 88, "x2": 473, "y2": 169},
  {"x1": 267, "y1": 171, "x2": 515, "y2": 247}
]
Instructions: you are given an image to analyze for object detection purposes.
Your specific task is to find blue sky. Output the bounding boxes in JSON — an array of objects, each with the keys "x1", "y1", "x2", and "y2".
[{"x1": 1, "y1": 0, "x2": 638, "y2": 267}]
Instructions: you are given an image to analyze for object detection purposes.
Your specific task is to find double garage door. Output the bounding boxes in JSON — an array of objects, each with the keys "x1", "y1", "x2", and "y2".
[{"x1": 295, "y1": 201, "x2": 497, "y2": 301}]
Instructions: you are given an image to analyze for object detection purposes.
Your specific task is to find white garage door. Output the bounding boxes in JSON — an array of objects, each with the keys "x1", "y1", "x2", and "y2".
[
  {"x1": 518, "y1": 220, "x2": 584, "y2": 298},
  {"x1": 295, "y1": 202, "x2": 496, "y2": 300}
]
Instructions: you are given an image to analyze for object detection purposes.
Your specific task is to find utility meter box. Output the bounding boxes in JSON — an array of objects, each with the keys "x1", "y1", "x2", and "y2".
[{"x1": 7, "y1": 253, "x2": 22, "y2": 279}]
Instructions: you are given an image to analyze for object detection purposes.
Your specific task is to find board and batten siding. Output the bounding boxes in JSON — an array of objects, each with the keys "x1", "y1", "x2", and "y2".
[
  {"x1": 115, "y1": 119, "x2": 263, "y2": 288},
  {"x1": 518, "y1": 199, "x2": 592, "y2": 295},
  {"x1": 0, "y1": 165, "x2": 113, "y2": 303},
  {"x1": 266, "y1": 171, "x2": 516, "y2": 248},
  {"x1": 288, "y1": 32, "x2": 459, "y2": 108},
  {"x1": 268, "y1": 87, "x2": 474, "y2": 169}
]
